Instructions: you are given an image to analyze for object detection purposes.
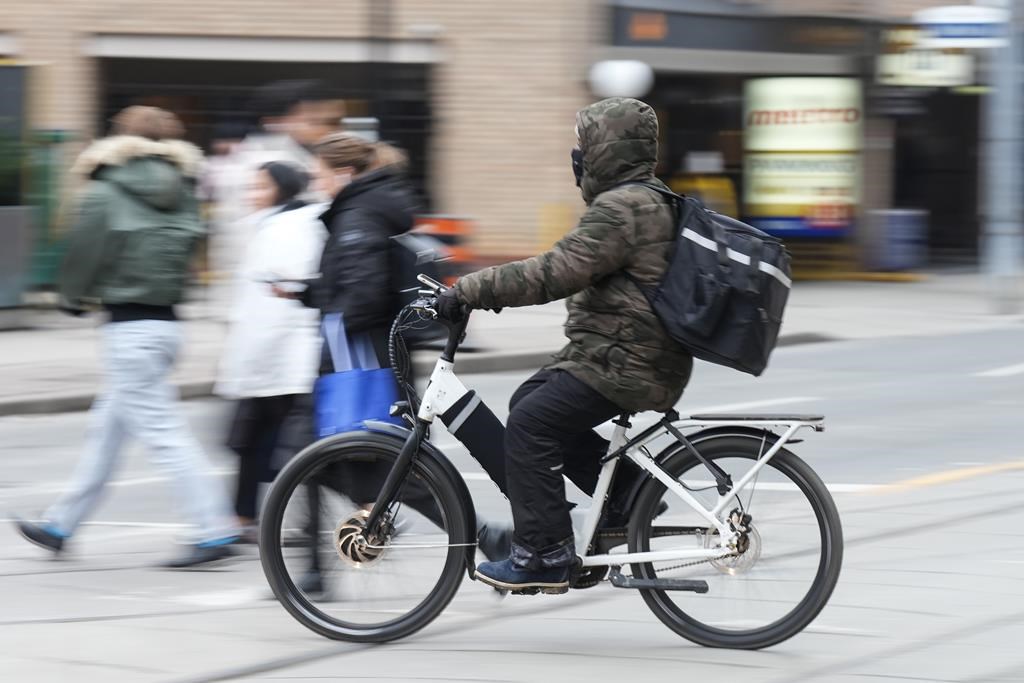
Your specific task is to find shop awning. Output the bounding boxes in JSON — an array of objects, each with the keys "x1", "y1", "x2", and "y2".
[
  {"x1": 604, "y1": 0, "x2": 870, "y2": 75},
  {"x1": 85, "y1": 35, "x2": 439, "y2": 64},
  {"x1": 596, "y1": 45, "x2": 856, "y2": 75}
]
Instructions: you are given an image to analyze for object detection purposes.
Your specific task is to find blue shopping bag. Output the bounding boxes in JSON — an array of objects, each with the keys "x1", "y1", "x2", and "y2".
[{"x1": 314, "y1": 314, "x2": 402, "y2": 437}]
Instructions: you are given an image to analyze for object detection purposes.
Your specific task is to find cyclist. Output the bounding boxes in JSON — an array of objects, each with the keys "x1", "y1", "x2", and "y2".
[{"x1": 436, "y1": 97, "x2": 693, "y2": 593}]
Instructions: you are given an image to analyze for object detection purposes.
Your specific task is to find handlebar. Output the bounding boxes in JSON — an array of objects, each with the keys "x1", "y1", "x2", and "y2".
[
  {"x1": 409, "y1": 274, "x2": 468, "y2": 361},
  {"x1": 416, "y1": 273, "x2": 447, "y2": 294}
]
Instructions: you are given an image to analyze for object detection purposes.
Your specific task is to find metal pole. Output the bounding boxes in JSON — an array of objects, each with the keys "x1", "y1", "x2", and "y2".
[{"x1": 982, "y1": 0, "x2": 1024, "y2": 314}]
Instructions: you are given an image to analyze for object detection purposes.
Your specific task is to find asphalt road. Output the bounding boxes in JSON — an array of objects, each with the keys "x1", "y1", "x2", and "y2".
[{"x1": 1, "y1": 325, "x2": 1023, "y2": 682}]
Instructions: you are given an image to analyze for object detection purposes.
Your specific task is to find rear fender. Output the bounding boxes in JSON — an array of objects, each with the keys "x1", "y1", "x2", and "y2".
[{"x1": 362, "y1": 420, "x2": 479, "y2": 575}]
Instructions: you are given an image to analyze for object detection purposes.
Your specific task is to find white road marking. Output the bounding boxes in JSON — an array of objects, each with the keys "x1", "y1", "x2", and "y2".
[
  {"x1": 974, "y1": 362, "x2": 1024, "y2": 378},
  {"x1": 0, "y1": 517, "x2": 188, "y2": 529},
  {"x1": 802, "y1": 624, "x2": 880, "y2": 637},
  {"x1": 1, "y1": 467, "x2": 234, "y2": 498},
  {"x1": 683, "y1": 396, "x2": 822, "y2": 414},
  {"x1": 172, "y1": 587, "x2": 266, "y2": 608}
]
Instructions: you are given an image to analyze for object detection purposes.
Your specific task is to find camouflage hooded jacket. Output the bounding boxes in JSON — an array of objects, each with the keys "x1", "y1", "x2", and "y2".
[{"x1": 455, "y1": 97, "x2": 693, "y2": 412}]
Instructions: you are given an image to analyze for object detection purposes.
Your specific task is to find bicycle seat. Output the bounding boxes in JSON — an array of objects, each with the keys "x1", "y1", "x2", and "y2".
[{"x1": 688, "y1": 413, "x2": 824, "y2": 422}]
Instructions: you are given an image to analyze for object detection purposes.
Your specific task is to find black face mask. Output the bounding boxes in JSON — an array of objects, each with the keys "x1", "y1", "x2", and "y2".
[{"x1": 571, "y1": 147, "x2": 584, "y2": 187}]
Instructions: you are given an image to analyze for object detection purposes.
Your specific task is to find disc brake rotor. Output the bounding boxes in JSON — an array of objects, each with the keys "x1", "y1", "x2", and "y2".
[
  {"x1": 703, "y1": 524, "x2": 762, "y2": 575},
  {"x1": 334, "y1": 509, "x2": 388, "y2": 568}
]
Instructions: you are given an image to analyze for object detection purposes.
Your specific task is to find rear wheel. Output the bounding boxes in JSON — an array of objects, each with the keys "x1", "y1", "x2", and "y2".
[
  {"x1": 260, "y1": 432, "x2": 472, "y2": 642},
  {"x1": 628, "y1": 435, "x2": 843, "y2": 649}
]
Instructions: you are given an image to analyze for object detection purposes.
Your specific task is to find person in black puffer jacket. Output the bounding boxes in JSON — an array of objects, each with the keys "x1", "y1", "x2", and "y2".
[
  {"x1": 291, "y1": 135, "x2": 510, "y2": 594},
  {"x1": 307, "y1": 133, "x2": 419, "y2": 365}
]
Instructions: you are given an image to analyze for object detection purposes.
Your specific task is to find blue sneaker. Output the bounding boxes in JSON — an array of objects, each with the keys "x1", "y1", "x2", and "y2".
[
  {"x1": 15, "y1": 518, "x2": 65, "y2": 554},
  {"x1": 475, "y1": 558, "x2": 570, "y2": 594}
]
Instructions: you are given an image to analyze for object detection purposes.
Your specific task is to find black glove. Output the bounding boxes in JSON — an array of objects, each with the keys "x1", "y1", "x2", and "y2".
[{"x1": 435, "y1": 289, "x2": 469, "y2": 323}]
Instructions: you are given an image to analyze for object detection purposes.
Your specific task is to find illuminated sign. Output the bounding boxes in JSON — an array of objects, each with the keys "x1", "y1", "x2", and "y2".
[
  {"x1": 628, "y1": 12, "x2": 668, "y2": 42},
  {"x1": 913, "y1": 5, "x2": 1008, "y2": 49},
  {"x1": 876, "y1": 26, "x2": 975, "y2": 88},
  {"x1": 743, "y1": 78, "x2": 862, "y2": 236},
  {"x1": 744, "y1": 78, "x2": 862, "y2": 153}
]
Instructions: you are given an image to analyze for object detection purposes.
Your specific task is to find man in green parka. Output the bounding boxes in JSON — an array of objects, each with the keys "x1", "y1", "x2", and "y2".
[{"x1": 16, "y1": 107, "x2": 238, "y2": 568}]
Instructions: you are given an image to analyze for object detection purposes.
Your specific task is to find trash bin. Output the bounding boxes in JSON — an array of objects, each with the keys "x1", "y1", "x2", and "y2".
[{"x1": 866, "y1": 209, "x2": 928, "y2": 272}]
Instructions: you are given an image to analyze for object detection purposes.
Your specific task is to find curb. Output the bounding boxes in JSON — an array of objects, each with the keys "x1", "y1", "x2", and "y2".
[{"x1": 0, "y1": 334, "x2": 837, "y2": 418}]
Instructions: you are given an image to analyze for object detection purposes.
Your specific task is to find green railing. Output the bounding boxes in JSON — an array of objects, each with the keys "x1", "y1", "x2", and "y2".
[{"x1": 25, "y1": 130, "x2": 74, "y2": 288}]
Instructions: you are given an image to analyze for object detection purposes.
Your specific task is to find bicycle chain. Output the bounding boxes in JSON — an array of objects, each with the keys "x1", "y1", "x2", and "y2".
[
  {"x1": 616, "y1": 550, "x2": 734, "y2": 579},
  {"x1": 613, "y1": 522, "x2": 747, "y2": 579}
]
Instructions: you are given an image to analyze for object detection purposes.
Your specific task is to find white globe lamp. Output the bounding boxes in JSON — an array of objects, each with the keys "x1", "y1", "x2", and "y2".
[{"x1": 589, "y1": 60, "x2": 655, "y2": 99}]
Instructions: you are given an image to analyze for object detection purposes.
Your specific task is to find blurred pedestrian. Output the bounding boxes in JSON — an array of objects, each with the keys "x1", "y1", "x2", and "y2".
[
  {"x1": 207, "y1": 80, "x2": 342, "y2": 316},
  {"x1": 305, "y1": 133, "x2": 417, "y2": 344},
  {"x1": 288, "y1": 135, "x2": 509, "y2": 592},
  {"x1": 15, "y1": 106, "x2": 240, "y2": 567},
  {"x1": 215, "y1": 162, "x2": 326, "y2": 541}
]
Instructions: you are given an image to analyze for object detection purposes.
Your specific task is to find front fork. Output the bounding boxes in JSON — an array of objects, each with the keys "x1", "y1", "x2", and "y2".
[{"x1": 362, "y1": 420, "x2": 429, "y2": 539}]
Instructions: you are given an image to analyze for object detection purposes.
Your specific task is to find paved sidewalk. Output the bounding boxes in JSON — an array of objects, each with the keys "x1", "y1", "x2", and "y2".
[{"x1": 0, "y1": 271, "x2": 1019, "y2": 415}]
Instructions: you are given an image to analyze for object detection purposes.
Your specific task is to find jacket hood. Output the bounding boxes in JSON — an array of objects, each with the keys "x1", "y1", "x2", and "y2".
[
  {"x1": 72, "y1": 136, "x2": 204, "y2": 211},
  {"x1": 576, "y1": 97, "x2": 659, "y2": 204},
  {"x1": 323, "y1": 168, "x2": 418, "y2": 235}
]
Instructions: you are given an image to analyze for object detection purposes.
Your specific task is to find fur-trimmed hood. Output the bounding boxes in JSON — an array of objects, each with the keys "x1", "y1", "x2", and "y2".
[
  {"x1": 72, "y1": 135, "x2": 204, "y2": 211},
  {"x1": 72, "y1": 135, "x2": 204, "y2": 179}
]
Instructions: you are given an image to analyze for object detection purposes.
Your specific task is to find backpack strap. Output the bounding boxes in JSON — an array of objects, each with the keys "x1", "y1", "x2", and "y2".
[
  {"x1": 746, "y1": 236, "x2": 763, "y2": 294},
  {"x1": 623, "y1": 182, "x2": 733, "y2": 271}
]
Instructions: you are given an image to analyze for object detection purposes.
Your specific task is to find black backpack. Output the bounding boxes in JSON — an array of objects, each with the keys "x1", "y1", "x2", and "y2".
[{"x1": 628, "y1": 184, "x2": 792, "y2": 376}]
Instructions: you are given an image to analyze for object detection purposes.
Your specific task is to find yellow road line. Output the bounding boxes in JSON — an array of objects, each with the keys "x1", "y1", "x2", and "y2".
[{"x1": 875, "y1": 460, "x2": 1024, "y2": 494}]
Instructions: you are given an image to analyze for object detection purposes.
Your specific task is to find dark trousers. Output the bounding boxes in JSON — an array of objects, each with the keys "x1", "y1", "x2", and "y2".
[
  {"x1": 227, "y1": 395, "x2": 299, "y2": 519},
  {"x1": 504, "y1": 369, "x2": 628, "y2": 569}
]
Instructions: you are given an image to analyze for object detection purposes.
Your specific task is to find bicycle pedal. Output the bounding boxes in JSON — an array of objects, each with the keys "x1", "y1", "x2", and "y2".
[{"x1": 570, "y1": 565, "x2": 609, "y2": 590}]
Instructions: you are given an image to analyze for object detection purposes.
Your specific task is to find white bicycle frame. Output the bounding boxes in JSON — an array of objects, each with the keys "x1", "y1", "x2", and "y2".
[{"x1": 416, "y1": 356, "x2": 823, "y2": 568}]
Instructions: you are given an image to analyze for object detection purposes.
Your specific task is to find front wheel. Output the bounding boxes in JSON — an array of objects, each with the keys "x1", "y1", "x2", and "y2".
[
  {"x1": 260, "y1": 431, "x2": 473, "y2": 642},
  {"x1": 628, "y1": 435, "x2": 843, "y2": 649}
]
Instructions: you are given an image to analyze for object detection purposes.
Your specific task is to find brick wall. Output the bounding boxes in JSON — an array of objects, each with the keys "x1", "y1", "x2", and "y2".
[
  {"x1": 3, "y1": 0, "x2": 599, "y2": 259},
  {"x1": 395, "y1": 0, "x2": 597, "y2": 257}
]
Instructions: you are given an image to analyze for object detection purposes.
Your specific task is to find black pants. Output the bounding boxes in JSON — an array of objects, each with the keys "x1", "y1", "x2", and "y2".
[
  {"x1": 228, "y1": 395, "x2": 299, "y2": 519},
  {"x1": 505, "y1": 369, "x2": 631, "y2": 569}
]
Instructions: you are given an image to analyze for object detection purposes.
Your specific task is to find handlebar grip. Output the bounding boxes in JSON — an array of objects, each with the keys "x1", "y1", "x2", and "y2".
[{"x1": 416, "y1": 273, "x2": 446, "y2": 292}]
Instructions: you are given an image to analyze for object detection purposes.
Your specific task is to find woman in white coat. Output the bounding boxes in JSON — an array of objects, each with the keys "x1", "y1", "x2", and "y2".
[{"x1": 216, "y1": 162, "x2": 326, "y2": 538}]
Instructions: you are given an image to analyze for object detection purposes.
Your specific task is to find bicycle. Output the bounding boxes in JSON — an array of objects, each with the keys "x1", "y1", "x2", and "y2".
[{"x1": 260, "y1": 275, "x2": 843, "y2": 649}]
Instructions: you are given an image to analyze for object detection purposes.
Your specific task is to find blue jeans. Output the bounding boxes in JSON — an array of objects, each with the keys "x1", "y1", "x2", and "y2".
[{"x1": 45, "y1": 320, "x2": 237, "y2": 545}]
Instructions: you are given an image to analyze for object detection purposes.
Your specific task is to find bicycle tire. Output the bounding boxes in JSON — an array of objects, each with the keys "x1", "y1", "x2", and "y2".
[
  {"x1": 628, "y1": 434, "x2": 843, "y2": 649},
  {"x1": 260, "y1": 431, "x2": 472, "y2": 643}
]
